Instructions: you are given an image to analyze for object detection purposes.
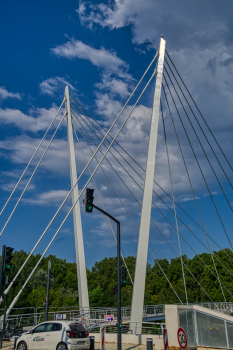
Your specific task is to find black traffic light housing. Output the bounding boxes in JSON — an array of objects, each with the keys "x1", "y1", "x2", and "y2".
[
  {"x1": 4, "y1": 247, "x2": 14, "y2": 272},
  {"x1": 0, "y1": 245, "x2": 14, "y2": 295},
  {"x1": 84, "y1": 188, "x2": 94, "y2": 213},
  {"x1": 121, "y1": 267, "x2": 127, "y2": 287}
]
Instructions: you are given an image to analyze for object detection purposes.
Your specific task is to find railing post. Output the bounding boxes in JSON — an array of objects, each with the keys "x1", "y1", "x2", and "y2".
[
  {"x1": 194, "y1": 310, "x2": 199, "y2": 346},
  {"x1": 225, "y1": 320, "x2": 229, "y2": 349}
]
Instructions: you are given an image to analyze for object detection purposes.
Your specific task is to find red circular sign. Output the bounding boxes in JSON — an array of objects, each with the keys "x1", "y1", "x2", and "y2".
[{"x1": 177, "y1": 328, "x2": 187, "y2": 349}]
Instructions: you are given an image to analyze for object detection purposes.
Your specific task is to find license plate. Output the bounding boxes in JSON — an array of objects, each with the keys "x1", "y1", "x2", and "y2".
[{"x1": 77, "y1": 341, "x2": 84, "y2": 345}]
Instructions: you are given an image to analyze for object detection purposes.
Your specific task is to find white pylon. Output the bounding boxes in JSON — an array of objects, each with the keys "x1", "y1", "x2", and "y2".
[
  {"x1": 65, "y1": 86, "x2": 89, "y2": 312},
  {"x1": 130, "y1": 37, "x2": 166, "y2": 334}
]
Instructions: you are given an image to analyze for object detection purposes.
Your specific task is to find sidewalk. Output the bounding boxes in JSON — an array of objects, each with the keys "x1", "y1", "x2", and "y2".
[
  {"x1": 1, "y1": 341, "x2": 14, "y2": 349},
  {"x1": 0, "y1": 341, "x2": 149, "y2": 350},
  {"x1": 95, "y1": 342, "x2": 148, "y2": 350}
]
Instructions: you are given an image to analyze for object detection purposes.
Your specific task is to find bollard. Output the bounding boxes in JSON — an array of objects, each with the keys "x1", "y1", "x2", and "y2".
[
  {"x1": 147, "y1": 338, "x2": 153, "y2": 350},
  {"x1": 100, "y1": 325, "x2": 105, "y2": 350},
  {"x1": 89, "y1": 336, "x2": 95, "y2": 350},
  {"x1": 14, "y1": 337, "x2": 19, "y2": 349}
]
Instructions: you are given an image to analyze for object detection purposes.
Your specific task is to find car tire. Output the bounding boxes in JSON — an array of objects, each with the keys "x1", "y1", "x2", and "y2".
[
  {"x1": 17, "y1": 341, "x2": 27, "y2": 350},
  {"x1": 56, "y1": 342, "x2": 68, "y2": 350}
]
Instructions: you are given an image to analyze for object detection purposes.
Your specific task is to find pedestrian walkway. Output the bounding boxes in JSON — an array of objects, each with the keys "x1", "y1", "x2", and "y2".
[{"x1": 1, "y1": 341, "x2": 14, "y2": 349}]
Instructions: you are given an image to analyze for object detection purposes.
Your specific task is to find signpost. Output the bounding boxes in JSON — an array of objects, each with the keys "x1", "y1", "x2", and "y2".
[{"x1": 177, "y1": 328, "x2": 187, "y2": 350}]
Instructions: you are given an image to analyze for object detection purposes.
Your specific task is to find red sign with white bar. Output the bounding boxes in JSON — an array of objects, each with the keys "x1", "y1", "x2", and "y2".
[
  {"x1": 163, "y1": 328, "x2": 168, "y2": 350},
  {"x1": 177, "y1": 327, "x2": 187, "y2": 350}
]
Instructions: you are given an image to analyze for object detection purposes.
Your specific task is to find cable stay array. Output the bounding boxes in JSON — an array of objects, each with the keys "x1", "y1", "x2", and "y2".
[
  {"x1": 1, "y1": 51, "x2": 162, "y2": 312},
  {"x1": 0, "y1": 43, "x2": 232, "y2": 313},
  {"x1": 70, "y1": 95, "x2": 232, "y2": 304}
]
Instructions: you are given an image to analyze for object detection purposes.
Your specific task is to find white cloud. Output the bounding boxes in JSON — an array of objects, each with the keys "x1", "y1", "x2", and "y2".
[
  {"x1": 95, "y1": 74, "x2": 131, "y2": 98},
  {"x1": 23, "y1": 190, "x2": 70, "y2": 205},
  {"x1": 0, "y1": 105, "x2": 65, "y2": 132},
  {"x1": 51, "y1": 38, "x2": 133, "y2": 80},
  {"x1": 0, "y1": 87, "x2": 22, "y2": 101},
  {"x1": 40, "y1": 76, "x2": 77, "y2": 96}
]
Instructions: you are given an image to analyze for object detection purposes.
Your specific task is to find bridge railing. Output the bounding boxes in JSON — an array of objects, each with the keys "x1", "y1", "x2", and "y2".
[
  {"x1": 196, "y1": 302, "x2": 233, "y2": 313},
  {"x1": 90, "y1": 322, "x2": 165, "y2": 335},
  {"x1": 143, "y1": 305, "x2": 165, "y2": 318}
]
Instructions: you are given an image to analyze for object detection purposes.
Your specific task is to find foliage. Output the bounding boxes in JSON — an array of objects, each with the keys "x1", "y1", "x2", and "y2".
[{"x1": 1, "y1": 249, "x2": 233, "y2": 311}]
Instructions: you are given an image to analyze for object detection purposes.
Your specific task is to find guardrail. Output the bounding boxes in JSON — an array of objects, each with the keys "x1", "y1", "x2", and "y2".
[
  {"x1": 90, "y1": 322, "x2": 165, "y2": 335},
  {"x1": 0, "y1": 303, "x2": 231, "y2": 329}
]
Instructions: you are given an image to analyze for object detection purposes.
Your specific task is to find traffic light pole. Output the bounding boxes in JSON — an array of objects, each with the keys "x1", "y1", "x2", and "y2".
[
  {"x1": 45, "y1": 260, "x2": 51, "y2": 322},
  {"x1": 92, "y1": 204, "x2": 121, "y2": 350},
  {"x1": 0, "y1": 246, "x2": 6, "y2": 296},
  {"x1": 0, "y1": 294, "x2": 7, "y2": 348}
]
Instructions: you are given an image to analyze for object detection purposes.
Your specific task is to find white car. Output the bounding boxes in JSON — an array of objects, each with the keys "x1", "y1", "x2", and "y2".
[{"x1": 16, "y1": 321, "x2": 91, "y2": 350}]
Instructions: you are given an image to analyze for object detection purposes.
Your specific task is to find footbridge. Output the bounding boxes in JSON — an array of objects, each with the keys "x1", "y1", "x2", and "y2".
[
  {"x1": 4, "y1": 303, "x2": 233, "y2": 349},
  {"x1": 0, "y1": 34, "x2": 233, "y2": 349}
]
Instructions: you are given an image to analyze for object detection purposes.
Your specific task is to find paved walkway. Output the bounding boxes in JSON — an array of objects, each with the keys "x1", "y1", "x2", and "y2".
[
  {"x1": 1, "y1": 341, "x2": 14, "y2": 349},
  {"x1": 1, "y1": 340, "x2": 150, "y2": 350},
  {"x1": 95, "y1": 342, "x2": 148, "y2": 350}
]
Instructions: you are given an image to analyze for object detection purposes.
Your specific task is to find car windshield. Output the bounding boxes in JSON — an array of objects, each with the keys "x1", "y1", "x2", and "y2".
[{"x1": 34, "y1": 323, "x2": 53, "y2": 333}]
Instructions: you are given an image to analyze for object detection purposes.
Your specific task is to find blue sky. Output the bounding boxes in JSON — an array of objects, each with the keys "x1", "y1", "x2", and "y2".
[{"x1": 0, "y1": 0, "x2": 233, "y2": 271}]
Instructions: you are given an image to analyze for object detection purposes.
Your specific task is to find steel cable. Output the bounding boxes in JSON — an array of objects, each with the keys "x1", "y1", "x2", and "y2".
[
  {"x1": 69, "y1": 94, "x2": 233, "y2": 262},
  {"x1": 164, "y1": 57, "x2": 233, "y2": 190},
  {"x1": 161, "y1": 99, "x2": 188, "y2": 304},
  {"x1": 0, "y1": 99, "x2": 65, "y2": 217},
  {"x1": 70, "y1": 101, "x2": 233, "y2": 269},
  {"x1": 161, "y1": 96, "x2": 226, "y2": 302},
  {"x1": 0, "y1": 112, "x2": 67, "y2": 238},
  {"x1": 163, "y1": 73, "x2": 233, "y2": 251},
  {"x1": 164, "y1": 64, "x2": 233, "y2": 213},
  {"x1": 165, "y1": 50, "x2": 233, "y2": 173},
  {"x1": 71, "y1": 109, "x2": 222, "y2": 301}
]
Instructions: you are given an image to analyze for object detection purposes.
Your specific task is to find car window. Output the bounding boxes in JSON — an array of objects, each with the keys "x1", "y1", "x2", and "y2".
[
  {"x1": 34, "y1": 323, "x2": 53, "y2": 333},
  {"x1": 52, "y1": 323, "x2": 62, "y2": 331}
]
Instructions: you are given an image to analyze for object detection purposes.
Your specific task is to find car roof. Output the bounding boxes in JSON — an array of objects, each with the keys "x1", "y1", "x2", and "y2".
[{"x1": 34, "y1": 321, "x2": 84, "y2": 326}]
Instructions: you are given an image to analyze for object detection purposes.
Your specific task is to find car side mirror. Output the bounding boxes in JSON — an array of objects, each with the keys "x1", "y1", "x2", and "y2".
[{"x1": 29, "y1": 330, "x2": 34, "y2": 334}]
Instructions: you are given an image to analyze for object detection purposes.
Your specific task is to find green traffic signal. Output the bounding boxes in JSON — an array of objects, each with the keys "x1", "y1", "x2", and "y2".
[
  {"x1": 5, "y1": 264, "x2": 11, "y2": 270},
  {"x1": 84, "y1": 189, "x2": 94, "y2": 213}
]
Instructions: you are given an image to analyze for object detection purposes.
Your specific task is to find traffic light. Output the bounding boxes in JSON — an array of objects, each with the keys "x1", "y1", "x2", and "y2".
[
  {"x1": 4, "y1": 247, "x2": 14, "y2": 271},
  {"x1": 112, "y1": 288, "x2": 117, "y2": 295},
  {"x1": 84, "y1": 188, "x2": 94, "y2": 213},
  {"x1": 0, "y1": 246, "x2": 14, "y2": 295},
  {"x1": 121, "y1": 267, "x2": 127, "y2": 287}
]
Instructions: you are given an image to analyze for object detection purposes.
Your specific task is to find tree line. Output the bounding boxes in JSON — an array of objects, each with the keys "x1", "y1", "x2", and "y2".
[{"x1": 1, "y1": 248, "x2": 233, "y2": 311}]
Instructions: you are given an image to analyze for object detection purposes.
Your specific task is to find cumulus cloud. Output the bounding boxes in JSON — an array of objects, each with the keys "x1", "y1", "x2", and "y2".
[
  {"x1": 51, "y1": 38, "x2": 132, "y2": 80},
  {"x1": 23, "y1": 190, "x2": 70, "y2": 205},
  {"x1": 95, "y1": 74, "x2": 132, "y2": 98},
  {"x1": 39, "y1": 76, "x2": 77, "y2": 96},
  {"x1": 0, "y1": 86, "x2": 22, "y2": 101},
  {"x1": 0, "y1": 105, "x2": 65, "y2": 132}
]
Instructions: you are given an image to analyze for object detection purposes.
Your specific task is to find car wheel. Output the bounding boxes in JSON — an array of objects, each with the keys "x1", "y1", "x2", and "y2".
[
  {"x1": 17, "y1": 341, "x2": 27, "y2": 350},
  {"x1": 57, "y1": 342, "x2": 68, "y2": 350}
]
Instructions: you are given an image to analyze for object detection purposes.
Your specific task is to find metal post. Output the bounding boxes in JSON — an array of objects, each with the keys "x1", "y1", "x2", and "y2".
[
  {"x1": 0, "y1": 294, "x2": 7, "y2": 348},
  {"x1": 147, "y1": 338, "x2": 153, "y2": 350},
  {"x1": 130, "y1": 36, "x2": 166, "y2": 335},
  {"x1": 0, "y1": 246, "x2": 6, "y2": 297},
  {"x1": 194, "y1": 310, "x2": 199, "y2": 346},
  {"x1": 45, "y1": 260, "x2": 51, "y2": 322},
  {"x1": 65, "y1": 86, "x2": 90, "y2": 311},
  {"x1": 117, "y1": 222, "x2": 121, "y2": 350},
  {"x1": 225, "y1": 320, "x2": 229, "y2": 349},
  {"x1": 92, "y1": 204, "x2": 121, "y2": 350}
]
